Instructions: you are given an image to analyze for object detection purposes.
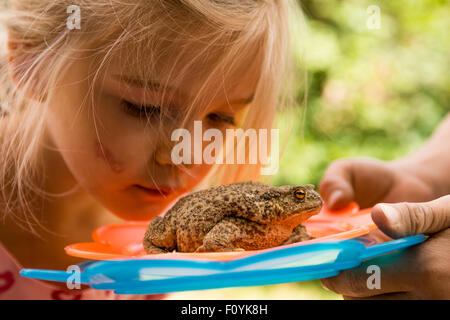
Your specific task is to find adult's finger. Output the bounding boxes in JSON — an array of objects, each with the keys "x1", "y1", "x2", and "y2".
[
  {"x1": 321, "y1": 249, "x2": 419, "y2": 298},
  {"x1": 319, "y1": 159, "x2": 355, "y2": 210},
  {"x1": 372, "y1": 195, "x2": 450, "y2": 238}
]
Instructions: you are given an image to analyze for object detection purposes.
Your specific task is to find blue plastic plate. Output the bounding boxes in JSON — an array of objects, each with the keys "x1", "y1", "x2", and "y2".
[{"x1": 20, "y1": 234, "x2": 426, "y2": 295}]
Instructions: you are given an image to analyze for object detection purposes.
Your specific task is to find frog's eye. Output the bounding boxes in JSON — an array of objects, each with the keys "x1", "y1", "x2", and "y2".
[{"x1": 294, "y1": 189, "x2": 306, "y2": 200}]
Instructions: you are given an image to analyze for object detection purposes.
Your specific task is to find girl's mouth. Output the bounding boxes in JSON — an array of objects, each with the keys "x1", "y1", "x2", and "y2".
[{"x1": 132, "y1": 184, "x2": 174, "y2": 200}]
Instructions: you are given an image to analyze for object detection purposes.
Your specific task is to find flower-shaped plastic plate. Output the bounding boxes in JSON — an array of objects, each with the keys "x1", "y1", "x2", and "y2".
[{"x1": 64, "y1": 202, "x2": 376, "y2": 261}]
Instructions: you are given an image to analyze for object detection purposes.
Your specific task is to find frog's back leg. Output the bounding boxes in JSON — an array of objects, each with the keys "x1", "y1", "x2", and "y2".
[
  {"x1": 143, "y1": 216, "x2": 177, "y2": 253},
  {"x1": 282, "y1": 224, "x2": 314, "y2": 245},
  {"x1": 196, "y1": 217, "x2": 292, "y2": 252}
]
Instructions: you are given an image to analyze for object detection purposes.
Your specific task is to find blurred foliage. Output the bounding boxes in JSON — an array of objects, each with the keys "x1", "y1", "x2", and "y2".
[{"x1": 273, "y1": 0, "x2": 450, "y2": 187}]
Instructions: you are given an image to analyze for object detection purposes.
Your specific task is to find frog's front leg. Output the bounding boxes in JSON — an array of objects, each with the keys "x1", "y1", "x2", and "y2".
[
  {"x1": 195, "y1": 217, "x2": 243, "y2": 252},
  {"x1": 282, "y1": 224, "x2": 313, "y2": 245},
  {"x1": 143, "y1": 216, "x2": 176, "y2": 253},
  {"x1": 196, "y1": 217, "x2": 291, "y2": 252}
]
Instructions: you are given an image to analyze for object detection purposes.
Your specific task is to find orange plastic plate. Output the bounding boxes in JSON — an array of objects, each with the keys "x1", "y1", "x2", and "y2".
[{"x1": 65, "y1": 202, "x2": 376, "y2": 261}]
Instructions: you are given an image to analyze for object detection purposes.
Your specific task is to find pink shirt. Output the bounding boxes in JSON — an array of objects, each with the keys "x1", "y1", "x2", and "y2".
[{"x1": 0, "y1": 242, "x2": 166, "y2": 300}]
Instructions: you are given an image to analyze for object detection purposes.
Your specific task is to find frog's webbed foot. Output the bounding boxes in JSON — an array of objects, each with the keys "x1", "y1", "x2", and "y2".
[{"x1": 283, "y1": 224, "x2": 314, "y2": 245}]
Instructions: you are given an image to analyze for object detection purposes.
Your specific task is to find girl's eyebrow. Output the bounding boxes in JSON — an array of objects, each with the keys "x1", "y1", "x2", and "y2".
[
  {"x1": 112, "y1": 74, "x2": 255, "y2": 105},
  {"x1": 112, "y1": 74, "x2": 169, "y2": 91}
]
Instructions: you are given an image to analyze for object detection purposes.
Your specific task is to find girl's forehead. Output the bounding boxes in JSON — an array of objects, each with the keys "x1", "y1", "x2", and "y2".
[{"x1": 104, "y1": 41, "x2": 262, "y2": 106}]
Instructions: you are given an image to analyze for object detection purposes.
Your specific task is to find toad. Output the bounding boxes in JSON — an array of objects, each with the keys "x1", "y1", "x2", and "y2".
[{"x1": 143, "y1": 181, "x2": 322, "y2": 253}]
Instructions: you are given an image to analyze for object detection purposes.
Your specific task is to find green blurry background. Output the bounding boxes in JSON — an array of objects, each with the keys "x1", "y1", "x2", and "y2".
[
  {"x1": 171, "y1": 0, "x2": 450, "y2": 300},
  {"x1": 274, "y1": 0, "x2": 450, "y2": 187}
]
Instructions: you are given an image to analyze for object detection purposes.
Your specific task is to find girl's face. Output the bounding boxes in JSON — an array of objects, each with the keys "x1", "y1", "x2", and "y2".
[{"x1": 44, "y1": 48, "x2": 258, "y2": 221}]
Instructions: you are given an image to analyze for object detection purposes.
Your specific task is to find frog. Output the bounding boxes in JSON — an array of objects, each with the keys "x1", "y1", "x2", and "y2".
[{"x1": 143, "y1": 181, "x2": 323, "y2": 253}]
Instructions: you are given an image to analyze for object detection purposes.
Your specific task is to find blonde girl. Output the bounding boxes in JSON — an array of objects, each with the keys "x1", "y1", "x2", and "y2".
[{"x1": 0, "y1": 0, "x2": 302, "y2": 299}]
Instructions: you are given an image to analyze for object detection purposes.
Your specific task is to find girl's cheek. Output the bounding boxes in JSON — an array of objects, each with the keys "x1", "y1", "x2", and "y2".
[{"x1": 94, "y1": 141, "x2": 124, "y2": 173}]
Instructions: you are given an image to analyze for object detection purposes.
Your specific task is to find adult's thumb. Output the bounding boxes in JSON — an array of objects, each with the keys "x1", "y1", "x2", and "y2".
[{"x1": 371, "y1": 195, "x2": 450, "y2": 238}]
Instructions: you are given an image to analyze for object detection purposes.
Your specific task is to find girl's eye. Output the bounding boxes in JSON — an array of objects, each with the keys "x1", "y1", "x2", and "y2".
[
  {"x1": 122, "y1": 100, "x2": 161, "y2": 119},
  {"x1": 206, "y1": 113, "x2": 236, "y2": 126}
]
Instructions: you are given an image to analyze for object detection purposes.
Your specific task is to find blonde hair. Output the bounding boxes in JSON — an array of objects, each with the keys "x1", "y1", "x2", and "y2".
[{"x1": 0, "y1": 0, "x2": 305, "y2": 234}]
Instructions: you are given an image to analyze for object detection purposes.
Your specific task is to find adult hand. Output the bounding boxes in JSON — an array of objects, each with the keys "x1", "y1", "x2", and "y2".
[
  {"x1": 319, "y1": 158, "x2": 436, "y2": 210},
  {"x1": 321, "y1": 195, "x2": 450, "y2": 299}
]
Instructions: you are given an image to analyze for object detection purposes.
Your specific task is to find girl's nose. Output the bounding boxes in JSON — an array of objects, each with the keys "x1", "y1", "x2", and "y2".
[
  {"x1": 154, "y1": 119, "x2": 200, "y2": 167},
  {"x1": 155, "y1": 143, "x2": 176, "y2": 166}
]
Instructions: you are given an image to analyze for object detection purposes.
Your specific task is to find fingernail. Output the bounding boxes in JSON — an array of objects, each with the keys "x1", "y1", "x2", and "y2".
[
  {"x1": 378, "y1": 204, "x2": 400, "y2": 226},
  {"x1": 328, "y1": 190, "x2": 343, "y2": 208}
]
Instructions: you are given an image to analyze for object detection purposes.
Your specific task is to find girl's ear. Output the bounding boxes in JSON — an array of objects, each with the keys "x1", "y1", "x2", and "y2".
[{"x1": 7, "y1": 38, "x2": 47, "y2": 102}]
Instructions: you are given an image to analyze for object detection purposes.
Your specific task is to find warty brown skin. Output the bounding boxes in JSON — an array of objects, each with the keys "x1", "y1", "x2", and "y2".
[{"x1": 143, "y1": 181, "x2": 323, "y2": 253}]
